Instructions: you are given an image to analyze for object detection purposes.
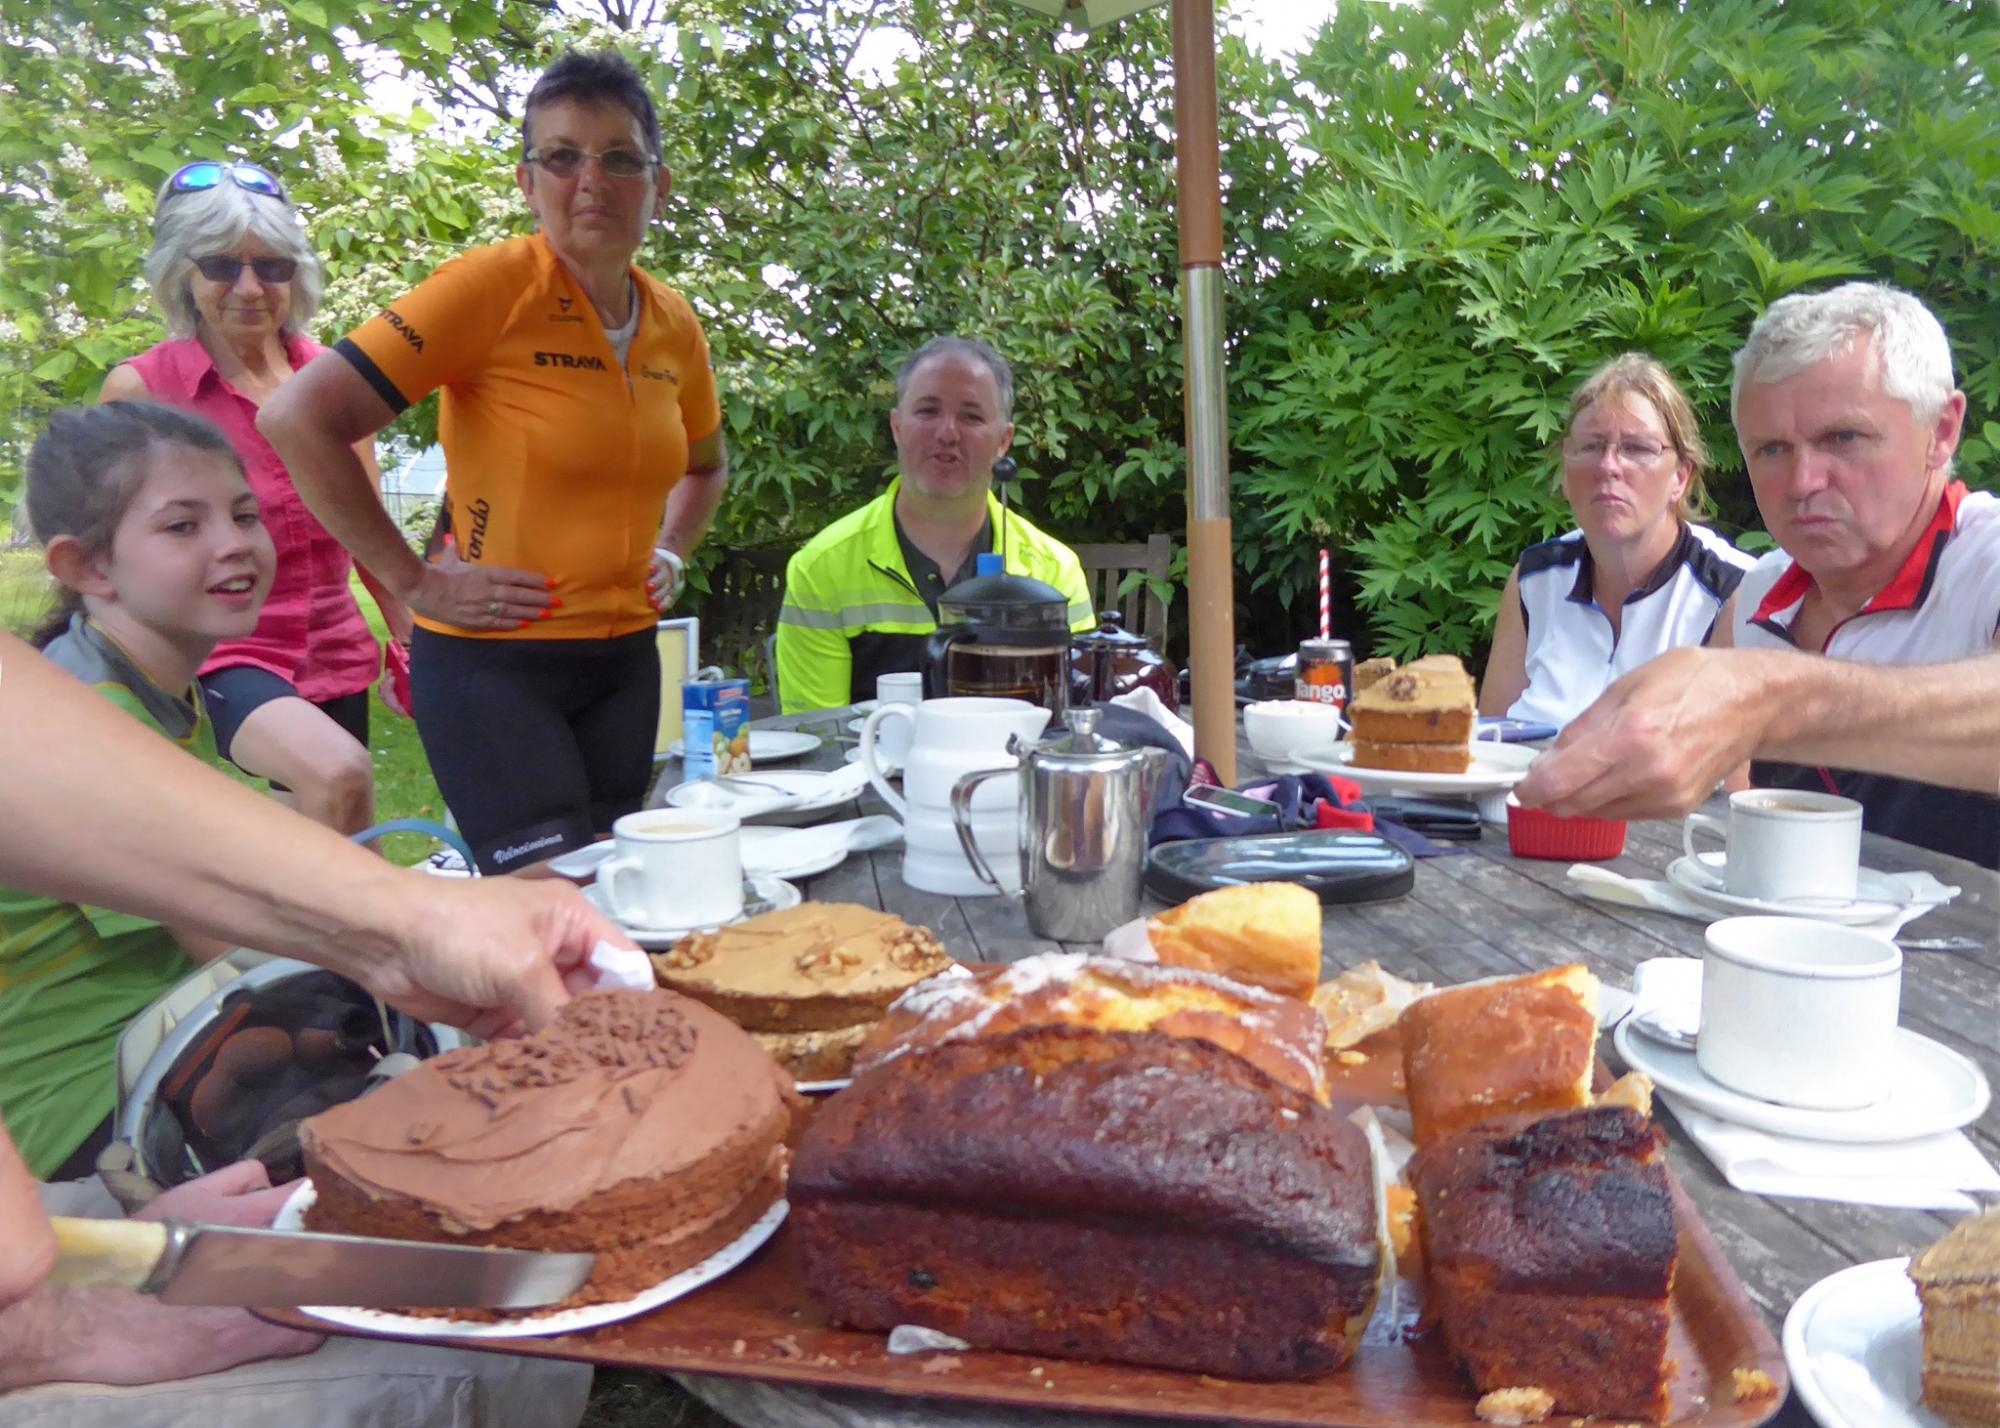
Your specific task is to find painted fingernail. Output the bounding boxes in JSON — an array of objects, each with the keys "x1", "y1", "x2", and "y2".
[
  {"x1": 538, "y1": 608, "x2": 552, "y2": 620},
  {"x1": 548, "y1": 597, "x2": 562, "y2": 609},
  {"x1": 517, "y1": 620, "x2": 531, "y2": 629},
  {"x1": 545, "y1": 577, "x2": 556, "y2": 590}
]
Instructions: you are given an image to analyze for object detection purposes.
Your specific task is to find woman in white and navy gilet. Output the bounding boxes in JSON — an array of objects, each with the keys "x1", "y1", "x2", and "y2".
[{"x1": 1481, "y1": 353, "x2": 1755, "y2": 729}]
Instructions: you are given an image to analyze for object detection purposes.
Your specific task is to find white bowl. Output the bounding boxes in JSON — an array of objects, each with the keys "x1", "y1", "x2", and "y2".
[{"x1": 1243, "y1": 700, "x2": 1346, "y2": 762}]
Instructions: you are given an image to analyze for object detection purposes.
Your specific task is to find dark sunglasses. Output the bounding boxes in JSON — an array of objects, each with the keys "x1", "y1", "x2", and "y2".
[
  {"x1": 523, "y1": 145, "x2": 654, "y2": 179},
  {"x1": 165, "y1": 161, "x2": 288, "y2": 202},
  {"x1": 194, "y1": 254, "x2": 298, "y2": 284}
]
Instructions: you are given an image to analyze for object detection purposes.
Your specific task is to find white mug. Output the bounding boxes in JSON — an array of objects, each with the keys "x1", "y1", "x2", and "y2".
[
  {"x1": 874, "y1": 671, "x2": 924, "y2": 765},
  {"x1": 598, "y1": 811, "x2": 742, "y2": 930},
  {"x1": 1697, "y1": 915, "x2": 1902, "y2": 1110},
  {"x1": 1682, "y1": 789, "x2": 1862, "y2": 903}
]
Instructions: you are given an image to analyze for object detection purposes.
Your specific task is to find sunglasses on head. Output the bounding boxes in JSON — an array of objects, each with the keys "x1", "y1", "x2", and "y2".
[
  {"x1": 523, "y1": 145, "x2": 655, "y2": 179},
  {"x1": 194, "y1": 255, "x2": 298, "y2": 284},
  {"x1": 165, "y1": 161, "x2": 287, "y2": 202}
]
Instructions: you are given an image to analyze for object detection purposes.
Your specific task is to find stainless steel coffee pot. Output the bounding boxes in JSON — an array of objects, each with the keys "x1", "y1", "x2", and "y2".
[{"x1": 949, "y1": 707, "x2": 1166, "y2": 941}]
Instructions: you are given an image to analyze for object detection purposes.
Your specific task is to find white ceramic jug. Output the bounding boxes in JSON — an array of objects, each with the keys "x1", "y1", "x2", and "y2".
[{"x1": 860, "y1": 696, "x2": 1051, "y2": 896}]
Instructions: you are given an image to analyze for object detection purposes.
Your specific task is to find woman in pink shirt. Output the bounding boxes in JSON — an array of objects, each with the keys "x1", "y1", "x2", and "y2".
[{"x1": 100, "y1": 162, "x2": 410, "y2": 833}]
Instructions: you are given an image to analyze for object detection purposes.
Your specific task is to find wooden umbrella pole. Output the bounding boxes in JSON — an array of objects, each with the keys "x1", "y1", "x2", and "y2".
[{"x1": 1171, "y1": 0, "x2": 1235, "y2": 783}]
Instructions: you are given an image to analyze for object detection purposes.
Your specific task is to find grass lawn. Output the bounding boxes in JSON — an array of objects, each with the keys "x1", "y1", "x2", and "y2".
[{"x1": 346, "y1": 573, "x2": 451, "y2": 866}]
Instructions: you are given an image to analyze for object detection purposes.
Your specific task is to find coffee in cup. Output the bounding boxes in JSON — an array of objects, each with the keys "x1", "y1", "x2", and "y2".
[
  {"x1": 598, "y1": 811, "x2": 743, "y2": 930},
  {"x1": 1697, "y1": 915, "x2": 1902, "y2": 1110},
  {"x1": 1682, "y1": 789, "x2": 1862, "y2": 903}
]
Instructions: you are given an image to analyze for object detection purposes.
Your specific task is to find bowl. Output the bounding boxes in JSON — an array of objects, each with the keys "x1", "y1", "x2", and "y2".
[
  {"x1": 1243, "y1": 700, "x2": 1346, "y2": 763},
  {"x1": 1506, "y1": 795, "x2": 1626, "y2": 861}
]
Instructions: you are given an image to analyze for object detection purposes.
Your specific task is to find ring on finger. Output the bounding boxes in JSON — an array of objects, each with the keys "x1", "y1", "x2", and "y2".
[{"x1": 486, "y1": 600, "x2": 500, "y2": 616}]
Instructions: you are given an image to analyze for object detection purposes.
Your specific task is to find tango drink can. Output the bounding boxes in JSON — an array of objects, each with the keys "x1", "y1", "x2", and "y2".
[
  {"x1": 683, "y1": 677, "x2": 751, "y2": 780},
  {"x1": 1295, "y1": 638, "x2": 1354, "y2": 717}
]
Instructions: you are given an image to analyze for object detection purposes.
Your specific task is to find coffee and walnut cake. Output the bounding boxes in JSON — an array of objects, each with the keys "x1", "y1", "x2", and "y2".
[
  {"x1": 300, "y1": 989, "x2": 799, "y2": 1309},
  {"x1": 651, "y1": 902, "x2": 956, "y2": 1079}
]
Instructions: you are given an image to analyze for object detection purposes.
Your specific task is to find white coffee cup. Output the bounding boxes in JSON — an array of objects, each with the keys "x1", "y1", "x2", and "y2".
[
  {"x1": 1697, "y1": 916, "x2": 1902, "y2": 1110},
  {"x1": 1682, "y1": 789, "x2": 1863, "y2": 903},
  {"x1": 598, "y1": 811, "x2": 743, "y2": 930},
  {"x1": 874, "y1": 671, "x2": 924, "y2": 765}
]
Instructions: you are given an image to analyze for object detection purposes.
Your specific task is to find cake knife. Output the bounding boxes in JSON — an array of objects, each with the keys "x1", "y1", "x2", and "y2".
[{"x1": 47, "y1": 1216, "x2": 595, "y2": 1309}]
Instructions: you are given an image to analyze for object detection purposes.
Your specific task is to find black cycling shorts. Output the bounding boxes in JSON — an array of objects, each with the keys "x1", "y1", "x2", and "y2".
[
  {"x1": 410, "y1": 626, "x2": 659, "y2": 874},
  {"x1": 200, "y1": 664, "x2": 369, "y2": 793}
]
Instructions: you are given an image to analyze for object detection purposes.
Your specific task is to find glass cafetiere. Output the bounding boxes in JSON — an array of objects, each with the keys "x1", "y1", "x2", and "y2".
[{"x1": 923, "y1": 556, "x2": 1072, "y2": 718}]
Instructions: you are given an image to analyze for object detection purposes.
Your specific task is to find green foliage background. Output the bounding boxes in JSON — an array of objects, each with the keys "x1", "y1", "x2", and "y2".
[{"x1": 4, "y1": 0, "x2": 1997, "y2": 669}]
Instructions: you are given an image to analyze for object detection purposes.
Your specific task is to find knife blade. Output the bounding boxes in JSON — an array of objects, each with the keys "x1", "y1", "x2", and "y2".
[{"x1": 49, "y1": 1216, "x2": 594, "y2": 1309}]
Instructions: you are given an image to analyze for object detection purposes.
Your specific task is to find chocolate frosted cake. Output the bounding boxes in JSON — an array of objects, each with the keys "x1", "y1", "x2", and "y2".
[
  {"x1": 1409, "y1": 1105, "x2": 1678, "y2": 1422},
  {"x1": 300, "y1": 989, "x2": 800, "y2": 1308},
  {"x1": 794, "y1": 1024, "x2": 1383, "y2": 1379}
]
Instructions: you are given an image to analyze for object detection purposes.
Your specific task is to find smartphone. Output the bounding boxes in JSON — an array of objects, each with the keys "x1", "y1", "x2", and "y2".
[{"x1": 1183, "y1": 785, "x2": 1281, "y2": 819}]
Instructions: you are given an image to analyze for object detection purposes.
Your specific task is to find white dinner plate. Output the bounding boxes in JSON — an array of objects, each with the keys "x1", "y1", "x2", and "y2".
[
  {"x1": 739, "y1": 826, "x2": 848, "y2": 881},
  {"x1": 663, "y1": 768, "x2": 866, "y2": 826},
  {"x1": 1666, "y1": 853, "x2": 1955, "y2": 925},
  {"x1": 1784, "y1": 1257, "x2": 1934, "y2": 1428},
  {"x1": 275, "y1": 1182, "x2": 787, "y2": 1340},
  {"x1": 663, "y1": 729, "x2": 822, "y2": 764},
  {"x1": 846, "y1": 716, "x2": 868, "y2": 734},
  {"x1": 1613, "y1": 1017, "x2": 1989, "y2": 1144},
  {"x1": 1296, "y1": 740, "x2": 1539, "y2": 794},
  {"x1": 583, "y1": 875, "x2": 802, "y2": 947},
  {"x1": 544, "y1": 842, "x2": 614, "y2": 879}
]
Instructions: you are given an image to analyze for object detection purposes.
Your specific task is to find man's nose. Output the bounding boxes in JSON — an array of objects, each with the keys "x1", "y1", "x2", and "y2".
[{"x1": 1787, "y1": 448, "x2": 1834, "y2": 498}]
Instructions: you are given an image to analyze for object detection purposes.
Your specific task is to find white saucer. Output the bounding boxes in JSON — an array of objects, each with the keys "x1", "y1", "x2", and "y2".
[
  {"x1": 1297, "y1": 740, "x2": 1538, "y2": 794},
  {"x1": 739, "y1": 826, "x2": 847, "y2": 881},
  {"x1": 664, "y1": 729, "x2": 822, "y2": 764},
  {"x1": 846, "y1": 716, "x2": 868, "y2": 734},
  {"x1": 663, "y1": 768, "x2": 865, "y2": 826},
  {"x1": 842, "y1": 746, "x2": 902, "y2": 777},
  {"x1": 1784, "y1": 1258, "x2": 1932, "y2": 1428},
  {"x1": 276, "y1": 1181, "x2": 787, "y2": 1340},
  {"x1": 1613, "y1": 1016, "x2": 1989, "y2": 1143},
  {"x1": 1667, "y1": 852, "x2": 1953, "y2": 925},
  {"x1": 583, "y1": 875, "x2": 802, "y2": 946}
]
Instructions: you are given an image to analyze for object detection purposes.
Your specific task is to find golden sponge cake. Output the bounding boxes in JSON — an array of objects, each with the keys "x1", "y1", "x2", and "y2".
[
  {"x1": 1348, "y1": 655, "x2": 1476, "y2": 774},
  {"x1": 1146, "y1": 881, "x2": 1322, "y2": 999},
  {"x1": 855, "y1": 954, "x2": 1333, "y2": 1103},
  {"x1": 1400, "y1": 964, "x2": 1600, "y2": 1144}
]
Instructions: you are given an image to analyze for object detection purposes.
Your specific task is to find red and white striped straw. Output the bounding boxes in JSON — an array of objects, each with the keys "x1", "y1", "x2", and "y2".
[{"x1": 1318, "y1": 549, "x2": 1331, "y2": 640}]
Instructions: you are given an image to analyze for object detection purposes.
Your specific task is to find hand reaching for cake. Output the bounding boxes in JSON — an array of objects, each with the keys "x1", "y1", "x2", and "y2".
[{"x1": 367, "y1": 875, "x2": 628, "y2": 1040}]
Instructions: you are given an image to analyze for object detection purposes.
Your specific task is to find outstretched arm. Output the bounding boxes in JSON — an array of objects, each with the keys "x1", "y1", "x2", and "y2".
[{"x1": 1514, "y1": 643, "x2": 2000, "y2": 820}]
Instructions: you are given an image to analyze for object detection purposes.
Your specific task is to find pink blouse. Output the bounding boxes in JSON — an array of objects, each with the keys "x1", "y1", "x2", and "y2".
[{"x1": 127, "y1": 336, "x2": 379, "y2": 703}]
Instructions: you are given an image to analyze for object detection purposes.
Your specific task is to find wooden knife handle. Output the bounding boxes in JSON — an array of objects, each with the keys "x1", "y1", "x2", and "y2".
[{"x1": 47, "y1": 1217, "x2": 170, "y2": 1291}]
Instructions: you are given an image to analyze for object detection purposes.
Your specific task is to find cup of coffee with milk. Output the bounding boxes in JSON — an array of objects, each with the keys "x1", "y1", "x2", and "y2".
[
  {"x1": 598, "y1": 811, "x2": 743, "y2": 929},
  {"x1": 1682, "y1": 789, "x2": 1863, "y2": 905}
]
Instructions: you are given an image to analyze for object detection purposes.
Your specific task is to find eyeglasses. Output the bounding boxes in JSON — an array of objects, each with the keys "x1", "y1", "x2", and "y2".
[
  {"x1": 193, "y1": 255, "x2": 298, "y2": 284},
  {"x1": 523, "y1": 145, "x2": 655, "y2": 179},
  {"x1": 164, "y1": 161, "x2": 287, "y2": 203},
  {"x1": 1563, "y1": 438, "x2": 1672, "y2": 466}
]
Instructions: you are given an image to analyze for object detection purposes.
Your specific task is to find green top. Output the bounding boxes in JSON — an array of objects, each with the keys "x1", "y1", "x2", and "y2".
[
  {"x1": 775, "y1": 478, "x2": 1094, "y2": 714},
  {"x1": 0, "y1": 616, "x2": 259, "y2": 1177}
]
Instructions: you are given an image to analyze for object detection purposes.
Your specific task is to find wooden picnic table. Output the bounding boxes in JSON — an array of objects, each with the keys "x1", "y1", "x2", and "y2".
[{"x1": 642, "y1": 704, "x2": 2000, "y2": 1428}]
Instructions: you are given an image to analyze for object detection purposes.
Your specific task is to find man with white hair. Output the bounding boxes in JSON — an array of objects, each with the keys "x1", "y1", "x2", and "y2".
[{"x1": 1518, "y1": 282, "x2": 2000, "y2": 867}]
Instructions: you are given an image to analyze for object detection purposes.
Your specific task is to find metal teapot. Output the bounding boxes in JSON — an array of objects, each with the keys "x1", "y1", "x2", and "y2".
[{"x1": 948, "y1": 707, "x2": 1166, "y2": 941}]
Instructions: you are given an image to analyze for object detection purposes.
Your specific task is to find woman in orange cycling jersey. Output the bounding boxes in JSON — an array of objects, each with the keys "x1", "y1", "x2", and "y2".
[{"x1": 262, "y1": 52, "x2": 730, "y2": 874}]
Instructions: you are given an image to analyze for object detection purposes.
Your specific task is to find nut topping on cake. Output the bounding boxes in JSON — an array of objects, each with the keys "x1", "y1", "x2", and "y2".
[
  {"x1": 662, "y1": 932, "x2": 717, "y2": 969},
  {"x1": 887, "y1": 926, "x2": 950, "y2": 973},
  {"x1": 798, "y1": 941, "x2": 864, "y2": 979},
  {"x1": 1385, "y1": 671, "x2": 1422, "y2": 701}
]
